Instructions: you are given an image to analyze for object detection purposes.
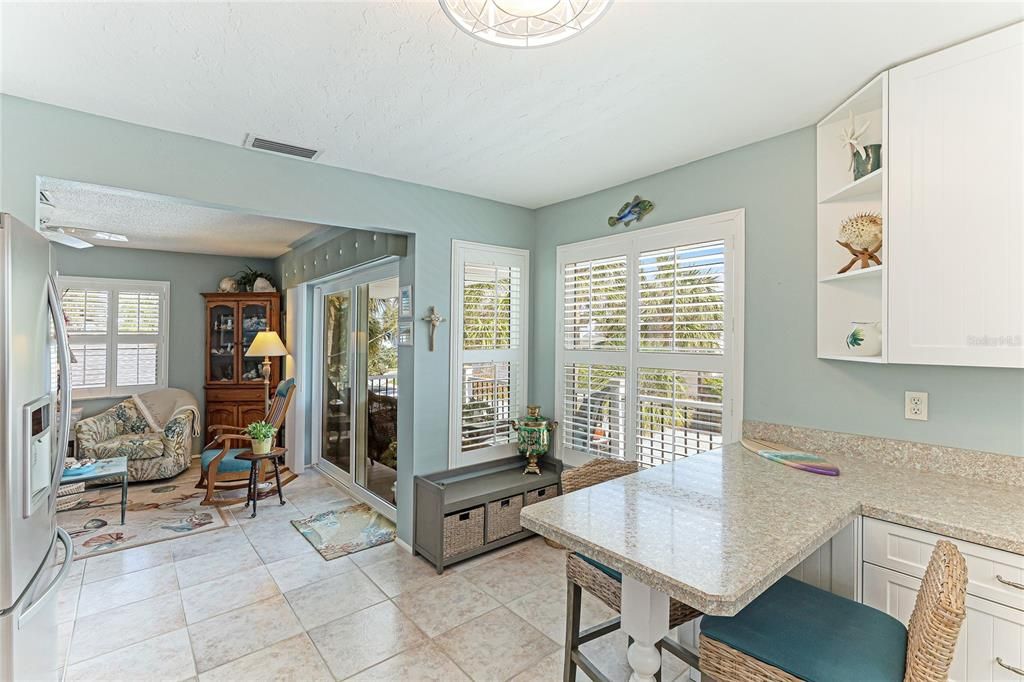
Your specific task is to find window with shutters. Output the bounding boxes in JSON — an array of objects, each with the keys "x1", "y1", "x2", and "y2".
[
  {"x1": 555, "y1": 210, "x2": 744, "y2": 468},
  {"x1": 58, "y1": 276, "x2": 169, "y2": 399},
  {"x1": 449, "y1": 241, "x2": 529, "y2": 467}
]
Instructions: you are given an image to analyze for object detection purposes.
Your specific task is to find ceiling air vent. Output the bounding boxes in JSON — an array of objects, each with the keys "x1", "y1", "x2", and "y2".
[{"x1": 243, "y1": 134, "x2": 321, "y2": 160}]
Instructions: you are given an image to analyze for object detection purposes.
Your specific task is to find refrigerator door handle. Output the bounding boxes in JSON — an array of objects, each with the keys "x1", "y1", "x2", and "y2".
[
  {"x1": 46, "y1": 275, "x2": 72, "y2": 510},
  {"x1": 17, "y1": 528, "x2": 73, "y2": 629}
]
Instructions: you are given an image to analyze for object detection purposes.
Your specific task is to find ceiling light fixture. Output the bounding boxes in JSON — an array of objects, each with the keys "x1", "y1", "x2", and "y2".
[{"x1": 439, "y1": 0, "x2": 612, "y2": 48}]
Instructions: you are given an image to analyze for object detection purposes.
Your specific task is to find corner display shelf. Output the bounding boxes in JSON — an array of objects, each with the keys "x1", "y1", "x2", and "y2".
[{"x1": 816, "y1": 73, "x2": 888, "y2": 363}]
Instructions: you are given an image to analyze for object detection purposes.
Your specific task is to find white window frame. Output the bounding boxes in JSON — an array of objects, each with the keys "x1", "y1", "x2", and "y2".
[
  {"x1": 58, "y1": 275, "x2": 170, "y2": 400},
  {"x1": 555, "y1": 209, "x2": 745, "y2": 468},
  {"x1": 449, "y1": 240, "x2": 530, "y2": 468}
]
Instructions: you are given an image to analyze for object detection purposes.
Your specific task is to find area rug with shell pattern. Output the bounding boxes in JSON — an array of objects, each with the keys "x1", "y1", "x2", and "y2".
[
  {"x1": 292, "y1": 503, "x2": 396, "y2": 560},
  {"x1": 59, "y1": 461, "x2": 230, "y2": 559}
]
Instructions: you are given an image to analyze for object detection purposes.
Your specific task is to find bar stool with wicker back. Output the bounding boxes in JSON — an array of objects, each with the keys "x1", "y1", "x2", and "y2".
[
  {"x1": 562, "y1": 459, "x2": 702, "y2": 682},
  {"x1": 699, "y1": 539, "x2": 968, "y2": 682}
]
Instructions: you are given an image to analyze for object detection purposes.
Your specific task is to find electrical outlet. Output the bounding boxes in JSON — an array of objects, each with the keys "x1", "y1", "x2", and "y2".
[{"x1": 905, "y1": 391, "x2": 928, "y2": 421}]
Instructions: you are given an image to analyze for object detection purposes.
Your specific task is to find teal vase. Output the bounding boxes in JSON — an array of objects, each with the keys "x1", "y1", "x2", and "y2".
[{"x1": 853, "y1": 144, "x2": 882, "y2": 180}]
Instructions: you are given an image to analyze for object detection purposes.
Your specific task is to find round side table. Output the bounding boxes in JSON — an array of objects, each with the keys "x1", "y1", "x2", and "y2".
[{"x1": 235, "y1": 446, "x2": 287, "y2": 518}]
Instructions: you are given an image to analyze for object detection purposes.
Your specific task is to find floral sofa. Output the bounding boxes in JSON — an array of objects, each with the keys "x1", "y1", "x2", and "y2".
[{"x1": 75, "y1": 400, "x2": 194, "y2": 482}]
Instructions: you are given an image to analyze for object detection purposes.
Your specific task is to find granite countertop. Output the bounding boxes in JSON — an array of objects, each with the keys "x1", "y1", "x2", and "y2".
[{"x1": 518, "y1": 443, "x2": 1024, "y2": 616}]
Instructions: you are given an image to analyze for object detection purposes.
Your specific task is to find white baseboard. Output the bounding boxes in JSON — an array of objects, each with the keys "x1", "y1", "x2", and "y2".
[{"x1": 395, "y1": 537, "x2": 413, "y2": 554}]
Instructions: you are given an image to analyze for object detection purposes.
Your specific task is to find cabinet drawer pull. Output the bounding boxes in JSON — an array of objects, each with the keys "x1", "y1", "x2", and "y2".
[
  {"x1": 996, "y1": 574, "x2": 1024, "y2": 590},
  {"x1": 997, "y1": 658, "x2": 1024, "y2": 676}
]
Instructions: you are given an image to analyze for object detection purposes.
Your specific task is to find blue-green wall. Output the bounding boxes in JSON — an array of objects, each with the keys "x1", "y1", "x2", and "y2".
[
  {"x1": 4, "y1": 95, "x2": 1020, "y2": 553},
  {"x1": 531, "y1": 127, "x2": 1024, "y2": 457},
  {"x1": 1, "y1": 95, "x2": 535, "y2": 542},
  {"x1": 51, "y1": 243, "x2": 275, "y2": 426}
]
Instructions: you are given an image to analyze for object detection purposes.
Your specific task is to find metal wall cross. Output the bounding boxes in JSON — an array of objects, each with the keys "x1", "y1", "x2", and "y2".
[{"x1": 421, "y1": 306, "x2": 446, "y2": 351}]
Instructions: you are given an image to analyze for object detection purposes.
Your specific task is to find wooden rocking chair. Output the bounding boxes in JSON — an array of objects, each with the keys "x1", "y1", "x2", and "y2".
[{"x1": 196, "y1": 378, "x2": 296, "y2": 506}]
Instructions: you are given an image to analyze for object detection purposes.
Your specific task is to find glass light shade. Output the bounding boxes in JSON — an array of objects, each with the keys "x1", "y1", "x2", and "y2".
[
  {"x1": 439, "y1": 0, "x2": 612, "y2": 48},
  {"x1": 245, "y1": 331, "x2": 288, "y2": 357}
]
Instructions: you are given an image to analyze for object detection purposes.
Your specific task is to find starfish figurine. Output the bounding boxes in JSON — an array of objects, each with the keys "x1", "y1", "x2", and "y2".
[{"x1": 839, "y1": 110, "x2": 871, "y2": 171}]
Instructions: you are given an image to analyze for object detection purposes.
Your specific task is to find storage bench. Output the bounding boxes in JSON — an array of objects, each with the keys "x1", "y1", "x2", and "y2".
[{"x1": 414, "y1": 456, "x2": 563, "y2": 573}]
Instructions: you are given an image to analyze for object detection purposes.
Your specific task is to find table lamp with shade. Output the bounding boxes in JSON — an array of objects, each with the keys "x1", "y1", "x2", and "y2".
[{"x1": 245, "y1": 331, "x2": 289, "y2": 413}]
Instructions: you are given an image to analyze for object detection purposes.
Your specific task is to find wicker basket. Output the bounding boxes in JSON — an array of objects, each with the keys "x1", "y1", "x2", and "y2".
[
  {"x1": 525, "y1": 484, "x2": 557, "y2": 506},
  {"x1": 443, "y1": 506, "x2": 485, "y2": 559},
  {"x1": 55, "y1": 482, "x2": 85, "y2": 512},
  {"x1": 486, "y1": 494, "x2": 524, "y2": 543}
]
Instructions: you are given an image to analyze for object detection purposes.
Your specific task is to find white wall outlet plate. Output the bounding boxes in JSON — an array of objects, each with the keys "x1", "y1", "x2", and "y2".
[{"x1": 905, "y1": 391, "x2": 928, "y2": 421}]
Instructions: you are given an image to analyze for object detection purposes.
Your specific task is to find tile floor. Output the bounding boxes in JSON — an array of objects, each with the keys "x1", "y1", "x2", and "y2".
[{"x1": 55, "y1": 468, "x2": 695, "y2": 682}]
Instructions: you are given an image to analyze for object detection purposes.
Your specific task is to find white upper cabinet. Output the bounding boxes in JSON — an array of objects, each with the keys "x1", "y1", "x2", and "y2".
[
  {"x1": 818, "y1": 23, "x2": 1024, "y2": 368},
  {"x1": 888, "y1": 23, "x2": 1023, "y2": 367}
]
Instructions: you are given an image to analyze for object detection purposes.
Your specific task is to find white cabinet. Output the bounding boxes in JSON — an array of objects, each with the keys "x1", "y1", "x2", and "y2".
[
  {"x1": 817, "y1": 23, "x2": 1024, "y2": 367},
  {"x1": 787, "y1": 518, "x2": 860, "y2": 600},
  {"x1": 863, "y1": 517, "x2": 1024, "y2": 611},
  {"x1": 863, "y1": 518, "x2": 1024, "y2": 681},
  {"x1": 888, "y1": 23, "x2": 1024, "y2": 368},
  {"x1": 864, "y1": 563, "x2": 1024, "y2": 681}
]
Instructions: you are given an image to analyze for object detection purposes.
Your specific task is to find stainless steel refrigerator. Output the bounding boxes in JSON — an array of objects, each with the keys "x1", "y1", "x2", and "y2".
[{"x1": 0, "y1": 212, "x2": 73, "y2": 681}]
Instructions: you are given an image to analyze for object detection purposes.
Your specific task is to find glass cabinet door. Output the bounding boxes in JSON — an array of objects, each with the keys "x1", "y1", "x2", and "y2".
[
  {"x1": 240, "y1": 302, "x2": 270, "y2": 383},
  {"x1": 208, "y1": 304, "x2": 236, "y2": 384}
]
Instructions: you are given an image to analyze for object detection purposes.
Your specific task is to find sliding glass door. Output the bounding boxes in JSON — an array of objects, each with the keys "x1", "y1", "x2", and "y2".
[
  {"x1": 312, "y1": 262, "x2": 399, "y2": 514},
  {"x1": 319, "y1": 288, "x2": 352, "y2": 476},
  {"x1": 360, "y1": 277, "x2": 399, "y2": 506}
]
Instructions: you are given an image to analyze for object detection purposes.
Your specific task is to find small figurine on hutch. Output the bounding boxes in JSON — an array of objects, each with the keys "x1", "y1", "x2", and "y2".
[{"x1": 510, "y1": 405, "x2": 557, "y2": 475}]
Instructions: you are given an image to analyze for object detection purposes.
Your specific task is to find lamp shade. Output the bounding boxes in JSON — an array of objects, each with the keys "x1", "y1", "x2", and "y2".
[{"x1": 245, "y1": 331, "x2": 288, "y2": 358}]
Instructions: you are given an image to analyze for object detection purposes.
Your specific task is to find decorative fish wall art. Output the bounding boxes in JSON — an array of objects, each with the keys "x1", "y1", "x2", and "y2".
[{"x1": 608, "y1": 195, "x2": 654, "y2": 228}]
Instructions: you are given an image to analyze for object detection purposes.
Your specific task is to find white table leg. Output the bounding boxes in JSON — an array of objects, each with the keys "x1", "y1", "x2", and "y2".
[{"x1": 621, "y1": 574, "x2": 670, "y2": 682}]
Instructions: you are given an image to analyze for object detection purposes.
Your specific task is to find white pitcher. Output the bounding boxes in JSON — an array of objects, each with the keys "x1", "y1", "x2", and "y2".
[{"x1": 845, "y1": 321, "x2": 882, "y2": 356}]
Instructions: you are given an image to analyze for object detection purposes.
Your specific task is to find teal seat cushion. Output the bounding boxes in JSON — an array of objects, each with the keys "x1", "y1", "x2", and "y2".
[
  {"x1": 701, "y1": 576, "x2": 907, "y2": 682},
  {"x1": 575, "y1": 553, "x2": 622, "y2": 582},
  {"x1": 200, "y1": 448, "x2": 253, "y2": 474},
  {"x1": 275, "y1": 377, "x2": 295, "y2": 398}
]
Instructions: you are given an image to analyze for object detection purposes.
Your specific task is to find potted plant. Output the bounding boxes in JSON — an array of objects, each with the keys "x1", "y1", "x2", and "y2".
[
  {"x1": 234, "y1": 266, "x2": 276, "y2": 292},
  {"x1": 245, "y1": 421, "x2": 277, "y2": 455}
]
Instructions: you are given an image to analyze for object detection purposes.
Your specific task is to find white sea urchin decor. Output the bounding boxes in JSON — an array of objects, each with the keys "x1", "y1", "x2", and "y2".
[{"x1": 440, "y1": 0, "x2": 613, "y2": 48}]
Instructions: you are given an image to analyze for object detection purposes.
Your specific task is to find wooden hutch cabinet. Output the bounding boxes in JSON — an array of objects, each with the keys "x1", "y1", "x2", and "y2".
[{"x1": 202, "y1": 292, "x2": 281, "y2": 431}]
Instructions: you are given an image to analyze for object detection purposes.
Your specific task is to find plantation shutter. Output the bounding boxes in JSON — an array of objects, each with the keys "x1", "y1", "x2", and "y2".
[
  {"x1": 638, "y1": 240, "x2": 726, "y2": 354},
  {"x1": 563, "y1": 256, "x2": 627, "y2": 350},
  {"x1": 58, "y1": 276, "x2": 169, "y2": 398},
  {"x1": 635, "y1": 368, "x2": 723, "y2": 467},
  {"x1": 556, "y1": 213, "x2": 742, "y2": 468},
  {"x1": 62, "y1": 288, "x2": 109, "y2": 334},
  {"x1": 115, "y1": 290, "x2": 162, "y2": 386},
  {"x1": 562, "y1": 363, "x2": 626, "y2": 458},
  {"x1": 451, "y1": 243, "x2": 529, "y2": 465},
  {"x1": 559, "y1": 245, "x2": 629, "y2": 460},
  {"x1": 62, "y1": 286, "x2": 110, "y2": 391}
]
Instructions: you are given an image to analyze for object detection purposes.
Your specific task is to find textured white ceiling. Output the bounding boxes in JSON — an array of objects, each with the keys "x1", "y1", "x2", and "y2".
[
  {"x1": 40, "y1": 178, "x2": 329, "y2": 258},
  {"x1": 4, "y1": 3, "x2": 1021, "y2": 208}
]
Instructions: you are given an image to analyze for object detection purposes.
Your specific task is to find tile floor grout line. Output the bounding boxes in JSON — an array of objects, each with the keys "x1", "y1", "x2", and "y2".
[
  {"x1": 270, "y1": 576, "x2": 337, "y2": 681},
  {"x1": 179, "y1": 589, "x2": 201, "y2": 681},
  {"x1": 64, "y1": 620, "x2": 191, "y2": 673}
]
